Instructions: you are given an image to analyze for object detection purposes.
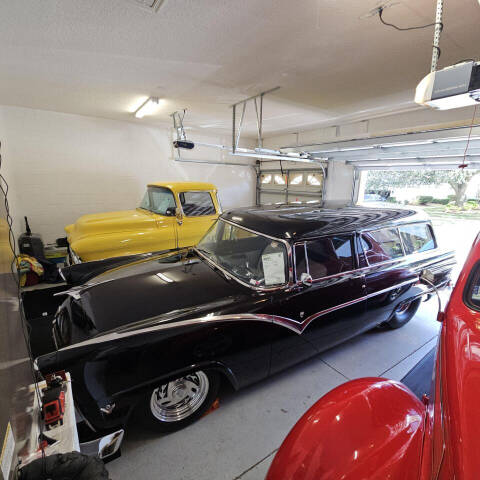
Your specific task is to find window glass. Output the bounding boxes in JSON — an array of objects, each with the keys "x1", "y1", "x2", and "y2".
[
  {"x1": 198, "y1": 220, "x2": 287, "y2": 287},
  {"x1": 180, "y1": 191, "x2": 215, "y2": 216},
  {"x1": 306, "y1": 173, "x2": 322, "y2": 186},
  {"x1": 273, "y1": 174, "x2": 286, "y2": 185},
  {"x1": 294, "y1": 244, "x2": 307, "y2": 280},
  {"x1": 289, "y1": 173, "x2": 304, "y2": 185},
  {"x1": 362, "y1": 228, "x2": 404, "y2": 264},
  {"x1": 306, "y1": 235, "x2": 353, "y2": 279},
  {"x1": 139, "y1": 187, "x2": 176, "y2": 215},
  {"x1": 465, "y1": 262, "x2": 480, "y2": 311},
  {"x1": 260, "y1": 174, "x2": 272, "y2": 184},
  {"x1": 399, "y1": 223, "x2": 435, "y2": 254}
]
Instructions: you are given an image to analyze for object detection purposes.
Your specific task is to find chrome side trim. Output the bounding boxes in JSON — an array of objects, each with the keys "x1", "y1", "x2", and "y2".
[
  {"x1": 299, "y1": 277, "x2": 419, "y2": 330},
  {"x1": 366, "y1": 278, "x2": 418, "y2": 299},
  {"x1": 54, "y1": 278, "x2": 421, "y2": 353},
  {"x1": 56, "y1": 314, "x2": 293, "y2": 351}
]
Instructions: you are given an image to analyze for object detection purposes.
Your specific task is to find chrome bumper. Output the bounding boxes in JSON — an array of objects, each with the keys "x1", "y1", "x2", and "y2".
[
  {"x1": 68, "y1": 246, "x2": 82, "y2": 265},
  {"x1": 80, "y1": 429, "x2": 124, "y2": 460}
]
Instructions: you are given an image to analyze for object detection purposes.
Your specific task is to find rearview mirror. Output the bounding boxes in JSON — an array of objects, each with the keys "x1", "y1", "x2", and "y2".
[{"x1": 300, "y1": 273, "x2": 313, "y2": 287}]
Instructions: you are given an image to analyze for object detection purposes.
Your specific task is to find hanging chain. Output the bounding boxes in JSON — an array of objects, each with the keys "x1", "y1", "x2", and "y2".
[{"x1": 430, "y1": 0, "x2": 444, "y2": 72}]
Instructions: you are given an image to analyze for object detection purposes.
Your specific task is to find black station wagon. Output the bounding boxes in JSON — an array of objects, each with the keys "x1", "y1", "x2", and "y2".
[{"x1": 37, "y1": 203, "x2": 455, "y2": 444}]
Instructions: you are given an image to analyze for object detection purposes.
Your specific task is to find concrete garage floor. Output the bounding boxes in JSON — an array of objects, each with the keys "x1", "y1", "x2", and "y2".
[{"x1": 108, "y1": 294, "x2": 446, "y2": 480}]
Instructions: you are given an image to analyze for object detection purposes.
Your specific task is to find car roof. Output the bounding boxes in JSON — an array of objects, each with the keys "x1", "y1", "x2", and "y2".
[
  {"x1": 147, "y1": 181, "x2": 217, "y2": 192},
  {"x1": 221, "y1": 202, "x2": 428, "y2": 241}
]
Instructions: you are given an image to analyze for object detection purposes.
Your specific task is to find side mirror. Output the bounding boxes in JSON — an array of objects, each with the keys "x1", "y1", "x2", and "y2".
[
  {"x1": 175, "y1": 207, "x2": 183, "y2": 224},
  {"x1": 300, "y1": 273, "x2": 313, "y2": 287},
  {"x1": 165, "y1": 207, "x2": 176, "y2": 217}
]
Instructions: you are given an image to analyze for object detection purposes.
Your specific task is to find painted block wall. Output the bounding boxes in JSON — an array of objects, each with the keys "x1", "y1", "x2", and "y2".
[{"x1": 0, "y1": 106, "x2": 256, "y2": 243}]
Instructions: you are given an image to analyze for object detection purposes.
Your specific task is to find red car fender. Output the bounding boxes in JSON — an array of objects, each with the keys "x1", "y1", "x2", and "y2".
[{"x1": 266, "y1": 378, "x2": 426, "y2": 480}]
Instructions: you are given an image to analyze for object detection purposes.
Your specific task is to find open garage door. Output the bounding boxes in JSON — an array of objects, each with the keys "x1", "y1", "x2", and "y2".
[{"x1": 284, "y1": 125, "x2": 480, "y2": 172}]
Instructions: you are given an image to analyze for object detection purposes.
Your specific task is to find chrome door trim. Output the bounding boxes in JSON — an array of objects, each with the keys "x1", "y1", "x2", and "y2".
[
  {"x1": 52, "y1": 278, "x2": 421, "y2": 355},
  {"x1": 53, "y1": 313, "x2": 294, "y2": 352}
]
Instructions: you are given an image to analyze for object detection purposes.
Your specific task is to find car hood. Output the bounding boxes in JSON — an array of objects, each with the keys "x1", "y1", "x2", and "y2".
[
  {"x1": 67, "y1": 251, "x2": 254, "y2": 335},
  {"x1": 65, "y1": 208, "x2": 156, "y2": 242}
]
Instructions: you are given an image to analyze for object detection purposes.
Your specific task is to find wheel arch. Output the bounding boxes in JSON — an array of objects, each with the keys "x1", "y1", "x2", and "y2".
[{"x1": 267, "y1": 378, "x2": 426, "y2": 480}]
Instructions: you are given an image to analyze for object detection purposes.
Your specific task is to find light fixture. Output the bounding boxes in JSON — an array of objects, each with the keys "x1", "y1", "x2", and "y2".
[{"x1": 134, "y1": 97, "x2": 162, "y2": 118}]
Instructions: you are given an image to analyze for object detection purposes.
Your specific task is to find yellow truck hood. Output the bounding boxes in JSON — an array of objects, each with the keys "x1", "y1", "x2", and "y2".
[{"x1": 66, "y1": 209, "x2": 156, "y2": 243}]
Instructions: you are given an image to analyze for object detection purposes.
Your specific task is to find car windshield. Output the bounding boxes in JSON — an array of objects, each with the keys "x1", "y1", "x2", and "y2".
[
  {"x1": 196, "y1": 219, "x2": 288, "y2": 288},
  {"x1": 139, "y1": 186, "x2": 176, "y2": 215}
]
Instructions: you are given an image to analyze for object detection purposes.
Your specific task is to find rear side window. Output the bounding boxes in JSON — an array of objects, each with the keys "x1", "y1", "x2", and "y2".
[
  {"x1": 362, "y1": 228, "x2": 404, "y2": 264},
  {"x1": 305, "y1": 235, "x2": 354, "y2": 279},
  {"x1": 180, "y1": 191, "x2": 215, "y2": 216},
  {"x1": 399, "y1": 223, "x2": 435, "y2": 254}
]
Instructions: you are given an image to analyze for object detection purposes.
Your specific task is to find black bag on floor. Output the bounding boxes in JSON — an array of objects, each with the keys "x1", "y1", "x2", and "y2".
[{"x1": 18, "y1": 452, "x2": 110, "y2": 480}]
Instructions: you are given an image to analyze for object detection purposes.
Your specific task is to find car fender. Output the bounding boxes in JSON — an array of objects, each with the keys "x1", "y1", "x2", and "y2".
[{"x1": 266, "y1": 378, "x2": 425, "y2": 480}]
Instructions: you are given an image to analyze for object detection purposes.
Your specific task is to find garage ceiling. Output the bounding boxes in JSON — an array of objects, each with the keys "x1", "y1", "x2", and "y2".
[{"x1": 0, "y1": 0, "x2": 478, "y2": 135}]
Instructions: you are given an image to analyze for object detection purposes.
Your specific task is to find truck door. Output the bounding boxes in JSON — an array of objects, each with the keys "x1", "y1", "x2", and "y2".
[{"x1": 176, "y1": 191, "x2": 218, "y2": 248}]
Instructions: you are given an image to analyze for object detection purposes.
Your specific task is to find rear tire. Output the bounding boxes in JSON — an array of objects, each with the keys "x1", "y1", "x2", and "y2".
[
  {"x1": 385, "y1": 298, "x2": 421, "y2": 329},
  {"x1": 139, "y1": 370, "x2": 220, "y2": 433}
]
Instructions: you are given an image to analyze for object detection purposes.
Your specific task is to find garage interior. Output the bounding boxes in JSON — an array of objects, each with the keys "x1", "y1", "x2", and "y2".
[{"x1": 1, "y1": 0, "x2": 479, "y2": 479}]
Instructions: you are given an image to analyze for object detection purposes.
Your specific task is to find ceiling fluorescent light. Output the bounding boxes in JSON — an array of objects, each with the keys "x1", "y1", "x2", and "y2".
[
  {"x1": 233, "y1": 151, "x2": 327, "y2": 163},
  {"x1": 134, "y1": 97, "x2": 163, "y2": 118}
]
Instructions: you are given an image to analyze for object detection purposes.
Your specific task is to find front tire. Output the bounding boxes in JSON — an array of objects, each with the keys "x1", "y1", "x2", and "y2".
[
  {"x1": 385, "y1": 298, "x2": 421, "y2": 329},
  {"x1": 139, "y1": 370, "x2": 220, "y2": 433}
]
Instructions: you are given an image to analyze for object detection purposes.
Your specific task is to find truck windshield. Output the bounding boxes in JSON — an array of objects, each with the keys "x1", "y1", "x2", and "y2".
[
  {"x1": 196, "y1": 219, "x2": 288, "y2": 288},
  {"x1": 139, "y1": 187, "x2": 176, "y2": 215}
]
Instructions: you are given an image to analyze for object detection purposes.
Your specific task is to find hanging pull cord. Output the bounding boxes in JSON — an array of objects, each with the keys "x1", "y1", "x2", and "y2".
[{"x1": 459, "y1": 104, "x2": 479, "y2": 169}]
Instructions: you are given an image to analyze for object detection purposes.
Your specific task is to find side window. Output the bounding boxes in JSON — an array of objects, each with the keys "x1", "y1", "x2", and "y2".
[
  {"x1": 362, "y1": 228, "x2": 404, "y2": 265},
  {"x1": 398, "y1": 223, "x2": 436, "y2": 254},
  {"x1": 180, "y1": 191, "x2": 216, "y2": 216},
  {"x1": 306, "y1": 235, "x2": 354, "y2": 279},
  {"x1": 356, "y1": 235, "x2": 368, "y2": 268},
  {"x1": 294, "y1": 244, "x2": 307, "y2": 280},
  {"x1": 465, "y1": 261, "x2": 480, "y2": 311},
  {"x1": 140, "y1": 187, "x2": 176, "y2": 215}
]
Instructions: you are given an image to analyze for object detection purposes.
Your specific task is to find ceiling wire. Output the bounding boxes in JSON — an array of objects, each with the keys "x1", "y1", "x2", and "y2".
[
  {"x1": 460, "y1": 104, "x2": 479, "y2": 169},
  {"x1": 378, "y1": 7, "x2": 443, "y2": 32},
  {"x1": 0, "y1": 142, "x2": 47, "y2": 472}
]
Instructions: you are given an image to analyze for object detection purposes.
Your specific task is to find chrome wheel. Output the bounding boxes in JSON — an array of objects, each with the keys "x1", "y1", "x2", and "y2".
[{"x1": 150, "y1": 371, "x2": 209, "y2": 423}]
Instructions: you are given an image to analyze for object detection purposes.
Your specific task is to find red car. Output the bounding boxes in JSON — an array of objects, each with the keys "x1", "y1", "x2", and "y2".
[{"x1": 267, "y1": 234, "x2": 480, "y2": 480}]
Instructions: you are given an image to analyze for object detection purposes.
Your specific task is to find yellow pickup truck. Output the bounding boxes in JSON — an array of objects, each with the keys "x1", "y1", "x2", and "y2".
[{"x1": 65, "y1": 182, "x2": 220, "y2": 263}]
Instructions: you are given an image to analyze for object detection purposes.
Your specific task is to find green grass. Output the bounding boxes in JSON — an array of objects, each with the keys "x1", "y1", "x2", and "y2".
[{"x1": 421, "y1": 205, "x2": 480, "y2": 221}]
